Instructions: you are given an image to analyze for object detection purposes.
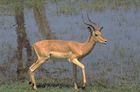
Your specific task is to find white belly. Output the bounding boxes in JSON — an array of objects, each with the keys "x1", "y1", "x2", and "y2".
[{"x1": 50, "y1": 51, "x2": 72, "y2": 58}]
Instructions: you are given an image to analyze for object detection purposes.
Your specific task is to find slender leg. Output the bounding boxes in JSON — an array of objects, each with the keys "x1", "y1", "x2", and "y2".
[
  {"x1": 29, "y1": 63, "x2": 36, "y2": 86},
  {"x1": 28, "y1": 47, "x2": 40, "y2": 86},
  {"x1": 29, "y1": 62, "x2": 37, "y2": 83},
  {"x1": 72, "y1": 64, "x2": 78, "y2": 89},
  {"x1": 70, "y1": 58, "x2": 87, "y2": 88},
  {"x1": 29, "y1": 59, "x2": 40, "y2": 88},
  {"x1": 28, "y1": 58, "x2": 41, "y2": 85},
  {"x1": 29, "y1": 58, "x2": 46, "y2": 90}
]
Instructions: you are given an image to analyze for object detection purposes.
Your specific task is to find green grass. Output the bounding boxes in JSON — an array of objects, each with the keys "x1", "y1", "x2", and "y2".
[{"x1": 0, "y1": 81, "x2": 140, "y2": 92}]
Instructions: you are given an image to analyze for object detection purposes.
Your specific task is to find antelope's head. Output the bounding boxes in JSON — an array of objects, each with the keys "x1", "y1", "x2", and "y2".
[{"x1": 83, "y1": 15, "x2": 107, "y2": 44}]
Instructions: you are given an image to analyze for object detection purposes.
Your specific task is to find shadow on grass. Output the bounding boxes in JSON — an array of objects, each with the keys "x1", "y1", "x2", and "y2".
[
  {"x1": 37, "y1": 82, "x2": 87, "y2": 90},
  {"x1": 37, "y1": 83, "x2": 72, "y2": 88}
]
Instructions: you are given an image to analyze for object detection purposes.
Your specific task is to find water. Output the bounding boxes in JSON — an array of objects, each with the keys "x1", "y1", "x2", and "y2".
[{"x1": 0, "y1": 7, "x2": 140, "y2": 84}]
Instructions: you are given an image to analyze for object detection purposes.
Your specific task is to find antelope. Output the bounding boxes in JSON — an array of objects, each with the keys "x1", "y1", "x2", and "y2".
[{"x1": 28, "y1": 16, "x2": 107, "y2": 90}]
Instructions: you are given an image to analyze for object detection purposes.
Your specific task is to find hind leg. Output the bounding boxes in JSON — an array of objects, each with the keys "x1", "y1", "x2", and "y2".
[
  {"x1": 29, "y1": 58, "x2": 46, "y2": 89},
  {"x1": 29, "y1": 55, "x2": 50, "y2": 90},
  {"x1": 72, "y1": 64, "x2": 78, "y2": 89},
  {"x1": 28, "y1": 63, "x2": 36, "y2": 86}
]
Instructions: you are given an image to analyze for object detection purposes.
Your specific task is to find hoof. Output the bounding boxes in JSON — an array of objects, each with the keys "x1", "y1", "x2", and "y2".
[
  {"x1": 81, "y1": 83, "x2": 86, "y2": 90},
  {"x1": 29, "y1": 81, "x2": 33, "y2": 87},
  {"x1": 32, "y1": 84, "x2": 37, "y2": 90},
  {"x1": 30, "y1": 83, "x2": 37, "y2": 90},
  {"x1": 29, "y1": 81, "x2": 32, "y2": 85},
  {"x1": 81, "y1": 86, "x2": 86, "y2": 90},
  {"x1": 33, "y1": 86, "x2": 37, "y2": 90}
]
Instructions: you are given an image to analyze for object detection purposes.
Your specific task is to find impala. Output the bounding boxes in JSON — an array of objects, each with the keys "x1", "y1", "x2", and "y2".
[{"x1": 28, "y1": 16, "x2": 107, "y2": 90}]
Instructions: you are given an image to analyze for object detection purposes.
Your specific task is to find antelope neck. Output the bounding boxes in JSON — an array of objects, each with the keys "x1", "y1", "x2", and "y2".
[{"x1": 81, "y1": 34, "x2": 96, "y2": 57}]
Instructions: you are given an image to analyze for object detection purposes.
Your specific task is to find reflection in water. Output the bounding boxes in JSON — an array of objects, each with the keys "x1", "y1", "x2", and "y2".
[
  {"x1": 33, "y1": 0, "x2": 55, "y2": 39},
  {"x1": 15, "y1": 0, "x2": 32, "y2": 81}
]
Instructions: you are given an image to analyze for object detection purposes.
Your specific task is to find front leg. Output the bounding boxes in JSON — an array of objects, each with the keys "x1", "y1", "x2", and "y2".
[{"x1": 70, "y1": 58, "x2": 87, "y2": 88}]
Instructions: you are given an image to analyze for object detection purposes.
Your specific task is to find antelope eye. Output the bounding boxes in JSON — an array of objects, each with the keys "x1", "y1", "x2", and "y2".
[{"x1": 95, "y1": 34, "x2": 98, "y2": 36}]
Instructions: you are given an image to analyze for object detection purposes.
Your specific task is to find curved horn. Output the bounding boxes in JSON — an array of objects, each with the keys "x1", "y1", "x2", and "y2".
[
  {"x1": 82, "y1": 14, "x2": 94, "y2": 28},
  {"x1": 87, "y1": 14, "x2": 97, "y2": 26}
]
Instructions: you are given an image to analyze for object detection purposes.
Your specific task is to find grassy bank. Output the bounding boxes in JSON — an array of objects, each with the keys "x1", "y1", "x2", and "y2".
[
  {"x1": 0, "y1": 81, "x2": 140, "y2": 92},
  {"x1": 0, "y1": 0, "x2": 140, "y2": 15}
]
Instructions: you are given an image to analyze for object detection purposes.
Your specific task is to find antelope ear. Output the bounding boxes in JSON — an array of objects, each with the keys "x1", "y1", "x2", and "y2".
[
  {"x1": 87, "y1": 26, "x2": 95, "y2": 31},
  {"x1": 87, "y1": 26, "x2": 93, "y2": 33}
]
